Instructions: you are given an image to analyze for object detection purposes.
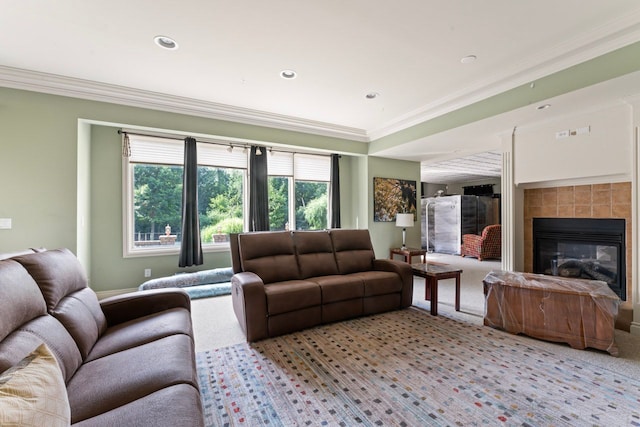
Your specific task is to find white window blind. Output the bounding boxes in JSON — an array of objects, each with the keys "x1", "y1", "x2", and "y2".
[
  {"x1": 267, "y1": 152, "x2": 294, "y2": 176},
  {"x1": 129, "y1": 136, "x2": 183, "y2": 165},
  {"x1": 266, "y1": 152, "x2": 329, "y2": 181},
  {"x1": 294, "y1": 153, "x2": 330, "y2": 181},
  {"x1": 197, "y1": 143, "x2": 248, "y2": 169},
  {"x1": 127, "y1": 135, "x2": 248, "y2": 169}
]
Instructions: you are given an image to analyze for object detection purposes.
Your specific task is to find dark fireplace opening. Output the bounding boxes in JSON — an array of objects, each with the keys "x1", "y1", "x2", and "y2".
[{"x1": 533, "y1": 217, "x2": 626, "y2": 300}]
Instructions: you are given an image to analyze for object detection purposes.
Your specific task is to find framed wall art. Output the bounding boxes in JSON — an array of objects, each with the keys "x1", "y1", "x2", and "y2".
[{"x1": 373, "y1": 177, "x2": 417, "y2": 222}]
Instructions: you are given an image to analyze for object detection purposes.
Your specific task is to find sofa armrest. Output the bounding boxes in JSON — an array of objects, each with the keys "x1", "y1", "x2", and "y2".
[
  {"x1": 373, "y1": 259, "x2": 414, "y2": 308},
  {"x1": 231, "y1": 272, "x2": 268, "y2": 342},
  {"x1": 100, "y1": 288, "x2": 191, "y2": 327}
]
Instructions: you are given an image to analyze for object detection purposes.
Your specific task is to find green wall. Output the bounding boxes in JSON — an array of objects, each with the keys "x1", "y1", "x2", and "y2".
[
  {"x1": 0, "y1": 86, "x2": 418, "y2": 293},
  {"x1": 367, "y1": 156, "x2": 422, "y2": 259}
]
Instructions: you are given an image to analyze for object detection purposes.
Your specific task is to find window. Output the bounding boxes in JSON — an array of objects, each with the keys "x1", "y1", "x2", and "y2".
[
  {"x1": 124, "y1": 135, "x2": 247, "y2": 256},
  {"x1": 123, "y1": 134, "x2": 332, "y2": 256},
  {"x1": 267, "y1": 152, "x2": 330, "y2": 231}
]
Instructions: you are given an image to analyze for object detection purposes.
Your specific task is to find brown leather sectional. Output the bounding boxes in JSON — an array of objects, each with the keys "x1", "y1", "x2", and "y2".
[
  {"x1": 230, "y1": 229, "x2": 413, "y2": 341},
  {"x1": 0, "y1": 248, "x2": 204, "y2": 426}
]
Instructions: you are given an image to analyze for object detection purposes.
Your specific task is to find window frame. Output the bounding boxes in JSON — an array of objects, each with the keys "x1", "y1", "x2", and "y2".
[
  {"x1": 122, "y1": 135, "x2": 249, "y2": 258},
  {"x1": 267, "y1": 152, "x2": 331, "y2": 231},
  {"x1": 121, "y1": 133, "x2": 334, "y2": 257}
]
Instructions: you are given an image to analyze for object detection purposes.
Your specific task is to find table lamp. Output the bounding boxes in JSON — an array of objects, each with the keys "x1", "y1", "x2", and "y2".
[{"x1": 396, "y1": 213, "x2": 414, "y2": 250}]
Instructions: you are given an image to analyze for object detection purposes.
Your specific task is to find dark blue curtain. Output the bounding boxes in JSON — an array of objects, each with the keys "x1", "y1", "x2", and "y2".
[
  {"x1": 249, "y1": 145, "x2": 269, "y2": 231},
  {"x1": 179, "y1": 137, "x2": 203, "y2": 267},
  {"x1": 330, "y1": 154, "x2": 341, "y2": 228}
]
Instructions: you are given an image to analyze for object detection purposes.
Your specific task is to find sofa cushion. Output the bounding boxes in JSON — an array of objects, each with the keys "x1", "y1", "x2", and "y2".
[
  {"x1": 0, "y1": 260, "x2": 47, "y2": 342},
  {"x1": 330, "y1": 229, "x2": 375, "y2": 274},
  {"x1": 13, "y1": 249, "x2": 89, "y2": 310},
  {"x1": 352, "y1": 271, "x2": 403, "y2": 296},
  {"x1": 85, "y1": 307, "x2": 194, "y2": 362},
  {"x1": 292, "y1": 230, "x2": 339, "y2": 278},
  {"x1": 71, "y1": 383, "x2": 203, "y2": 427},
  {"x1": 13, "y1": 249, "x2": 108, "y2": 359},
  {"x1": 66, "y1": 334, "x2": 198, "y2": 424},
  {"x1": 239, "y1": 231, "x2": 300, "y2": 283},
  {"x1": 0, "y1": 343, "x2": 70, "y2": 427},
  {"x1": 50, "y1": 288, "x2": 107, "y2": 360},
  {"x1": 0, "y1": 316, "x2": 83, "y2": 384},
  {"x1": 264, "y1": 280, "x2": 321, "y2": 315},
  {"x1": 0, "y1": 260, "x2": 83, "y2": 383},
  {"x1": 309, "y1": 275, "x2": 364, "y2": 303}
]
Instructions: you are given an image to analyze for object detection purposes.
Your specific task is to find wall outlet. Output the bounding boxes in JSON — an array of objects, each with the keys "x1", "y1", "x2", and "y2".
[
  {"x1": 555, "y1": 130, "x2": 570, "y2": 139},
  {"x1": 0, "y1": 218, "x2": 11, "y2": 229},
  {"x1": 144, "y1": 268, "x2": 151, "y2": 278}
]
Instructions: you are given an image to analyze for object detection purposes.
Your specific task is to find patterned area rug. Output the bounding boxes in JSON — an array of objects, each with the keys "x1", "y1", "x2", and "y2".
[{"x1": 197, "y1": 307, "x2": 640, "y2": 426}]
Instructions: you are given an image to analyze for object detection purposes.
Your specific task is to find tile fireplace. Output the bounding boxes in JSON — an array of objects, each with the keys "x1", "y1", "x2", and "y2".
[{"x1": 524, "y1": 183, "x2": 632, "y2": 302}]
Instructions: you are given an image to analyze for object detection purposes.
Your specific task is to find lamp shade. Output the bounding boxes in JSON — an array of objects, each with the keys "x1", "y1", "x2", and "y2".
[{"x1": 395, "y1": 213, "x2": 414, "y2": 228}]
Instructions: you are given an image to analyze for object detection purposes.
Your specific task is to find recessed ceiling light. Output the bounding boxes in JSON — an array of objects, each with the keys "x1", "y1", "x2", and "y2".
[
  {"x1": 154, "y1": 35, "x2": 178, "y2": 50},
  {"x1": 280, "y1": 69, "x2": 297, "y2": 79},
  {"x1": 460, "y1": 55, "x2": 477, "y2": 64},
  {"x1": 537, "y1": 104, "x2": 551, "y2": 110},
  {"x1": 365, "y1": 92, "x2": 379, "y2": 99}
]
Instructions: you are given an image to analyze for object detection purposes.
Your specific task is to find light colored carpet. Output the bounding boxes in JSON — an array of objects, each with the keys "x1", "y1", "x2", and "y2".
[
  {"x1": 191, "y1": 253, "x2": 640, "y2": 374},
  {"x1": 198, "y1": 307, "x2": 640, "y2": 426}
]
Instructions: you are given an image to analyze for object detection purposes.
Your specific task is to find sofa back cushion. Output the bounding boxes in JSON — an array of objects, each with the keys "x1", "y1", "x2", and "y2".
[
  {"x1": 0, "y1": 260, "x2": 83, "y2": 382},
  {"x1": 329, "y1": 229, "x2": 375, "y2": 274},
  {"x1": 238, "y1": 231, "x2": 300, "y2": 284},
  {"x1": 292, "y1": 230, "x2": 339, "y2": 278},
  {"x1": 13, "y1": 249, "x2": 107, "y2": 359},
  {"x1": 51, "y1": 288, "x2": 108, "y2": 359},
  {"x1": 0, "y1": 260, "x2": 47, "y2": 343}
]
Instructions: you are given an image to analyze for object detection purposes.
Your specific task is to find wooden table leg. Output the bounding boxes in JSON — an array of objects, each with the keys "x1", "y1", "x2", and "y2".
[{"x1": 426, "y1": 277, "x2": 438, "y2": 316}]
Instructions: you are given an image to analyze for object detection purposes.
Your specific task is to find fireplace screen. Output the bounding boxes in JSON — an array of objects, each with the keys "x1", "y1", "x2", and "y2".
[{"x1": 533, "y1": 218, "x2": 625, "y2": 300}]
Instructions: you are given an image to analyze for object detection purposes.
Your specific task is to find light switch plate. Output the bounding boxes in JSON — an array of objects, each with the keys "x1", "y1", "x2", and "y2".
[
  {"x1": 0, "y1": 218, "x2": 12, "y2": 229},
  {"x1": 576, "y1": 126, "x2": 591, "y2": 135}
]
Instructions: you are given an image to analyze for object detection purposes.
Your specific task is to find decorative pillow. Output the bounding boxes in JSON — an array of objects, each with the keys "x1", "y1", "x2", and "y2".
[{"x1": 0, "y1": 343, "x2": 71, "y2": 427}]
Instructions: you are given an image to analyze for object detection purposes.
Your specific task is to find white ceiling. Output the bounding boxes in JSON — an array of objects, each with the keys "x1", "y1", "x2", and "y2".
[{"x1": 2, "y1": 1, "x2": 640, "y2": 182}]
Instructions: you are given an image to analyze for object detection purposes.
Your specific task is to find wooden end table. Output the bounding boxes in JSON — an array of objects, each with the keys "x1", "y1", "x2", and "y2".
[
  {"x1": 411, "y1": 263, "x2": 463, "y2": 316},
  {"x1": 389, "y1": 247, "x2": 427, "y2": 264}
]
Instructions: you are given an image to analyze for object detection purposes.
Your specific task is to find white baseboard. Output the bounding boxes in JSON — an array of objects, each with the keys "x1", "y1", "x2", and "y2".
[{"x1": 94, "y1": 287, "x2": 138, "y2": 300}]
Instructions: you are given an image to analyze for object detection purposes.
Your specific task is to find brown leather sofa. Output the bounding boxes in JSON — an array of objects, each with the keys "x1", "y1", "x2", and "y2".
[
  {"x1": 230, "y1": 229, "x2": 413, "y2": 342},
  {"x1": 0, "y1": 248, "x2": 204, "y2": 426}
]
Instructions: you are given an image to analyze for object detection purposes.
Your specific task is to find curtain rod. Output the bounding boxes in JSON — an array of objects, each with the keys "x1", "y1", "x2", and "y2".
[
  {"x1": 117, "y1": 130, "x2": 336, "y2": 158},
  {"x1": 117, "y1": 129, "x2": 247, "y2": 149}
]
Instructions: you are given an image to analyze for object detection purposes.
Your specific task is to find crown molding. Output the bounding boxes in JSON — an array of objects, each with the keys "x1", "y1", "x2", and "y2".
[
  {"x1": 368, "y1": 10, "x2": 640, "y2": 141},
  {"x1": 0, "y1": 65, "x2": 370, "y2": 143},
  {"x1": 2, "y1": 8, "x2": 639, "y2": 147}
]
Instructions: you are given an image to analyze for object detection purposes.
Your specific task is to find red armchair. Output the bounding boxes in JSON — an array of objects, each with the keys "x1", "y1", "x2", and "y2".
[{"x1": 461, "y1": 224, "x2": 501, "y2": 261}]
